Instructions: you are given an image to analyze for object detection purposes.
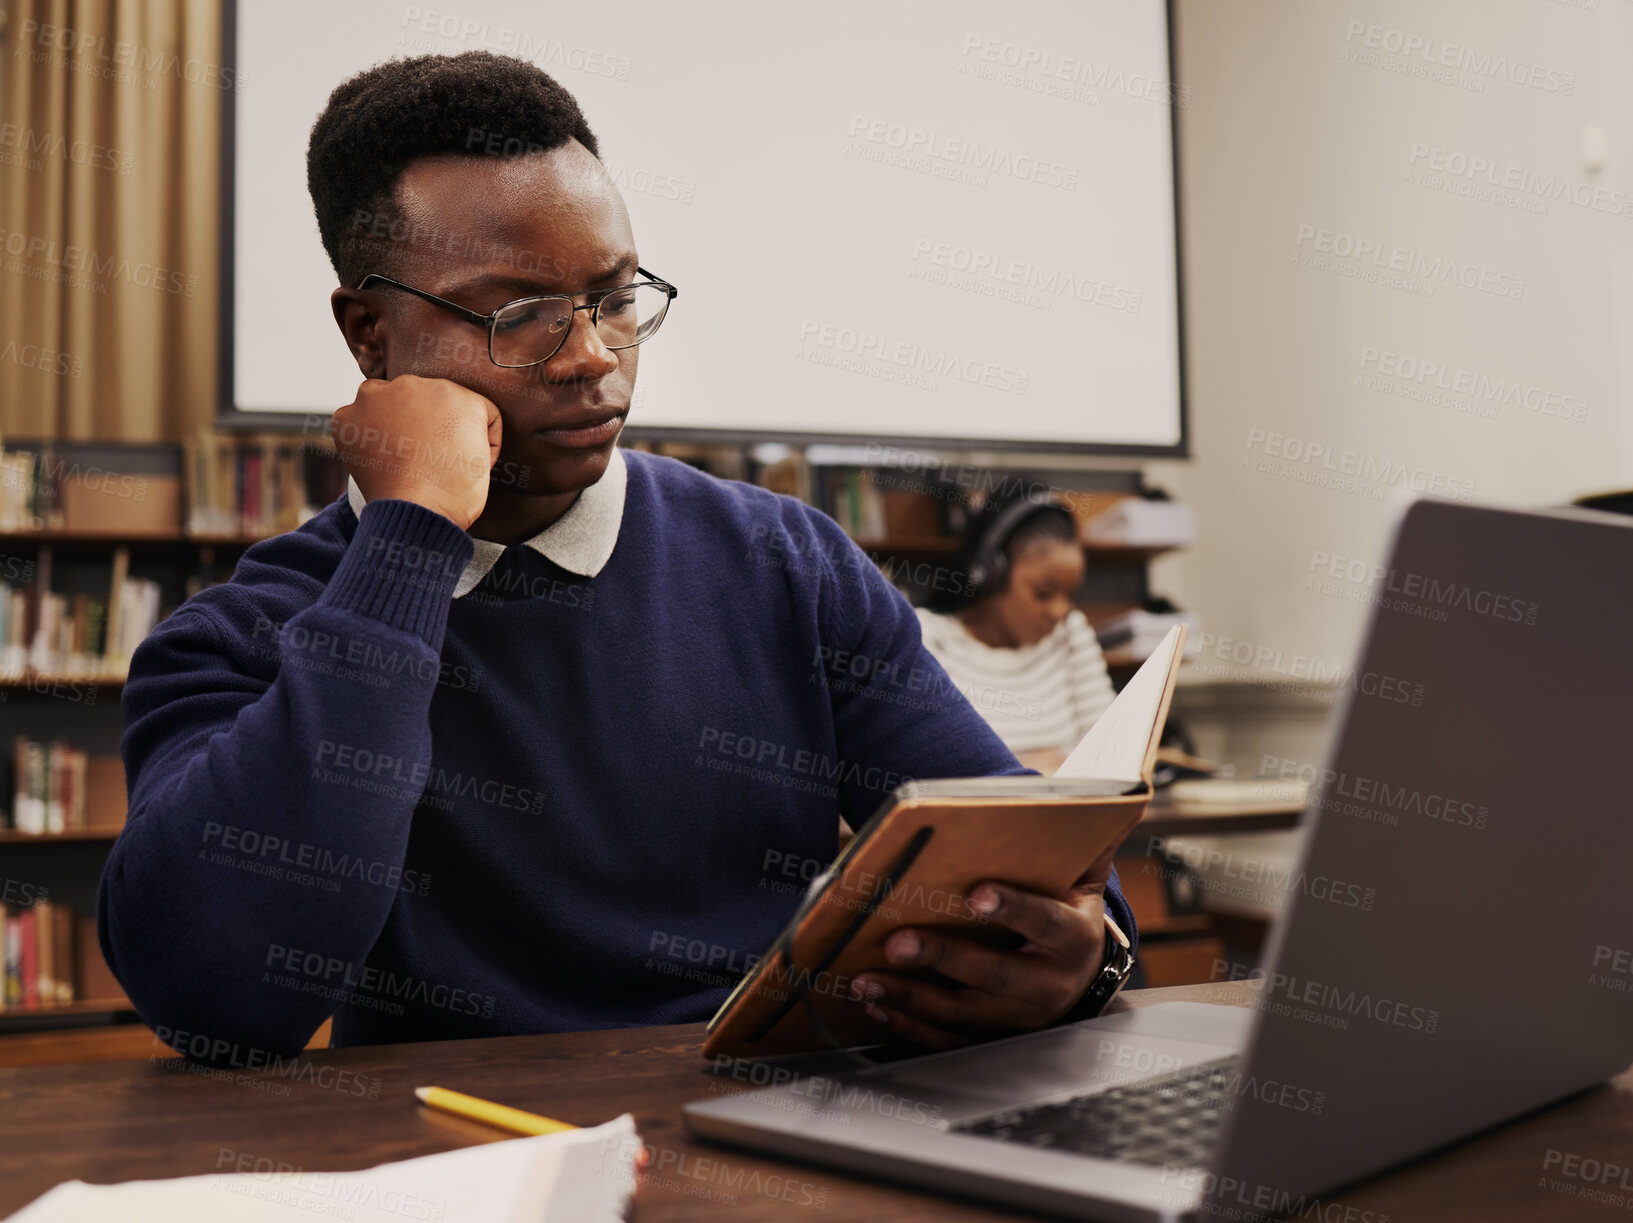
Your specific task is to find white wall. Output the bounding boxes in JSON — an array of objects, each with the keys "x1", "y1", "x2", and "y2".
[
  {"x1": 1148, "y1": 0, "x2": 1631, "y2": 689},
  {"x1": 1606, "y1": 0, "x2": 1633, "y2": 481}
]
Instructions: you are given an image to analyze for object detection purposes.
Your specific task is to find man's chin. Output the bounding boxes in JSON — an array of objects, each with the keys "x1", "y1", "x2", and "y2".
[{"x1": 493, "y1": 436, "x2": 618, "y2": 498}]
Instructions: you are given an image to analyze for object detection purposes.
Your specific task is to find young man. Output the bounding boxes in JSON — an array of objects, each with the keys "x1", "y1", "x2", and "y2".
[{"x1": 99, "y1": 51, "x2": 1136, "y2": 1059}]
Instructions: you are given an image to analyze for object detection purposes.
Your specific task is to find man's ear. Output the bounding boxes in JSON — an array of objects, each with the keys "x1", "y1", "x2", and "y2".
[{"x1": 330, "y1": 287, "x2": 388, "y2": 380}]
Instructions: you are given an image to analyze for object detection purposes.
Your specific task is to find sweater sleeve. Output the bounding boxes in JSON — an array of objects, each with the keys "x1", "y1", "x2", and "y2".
[
  {"x1": 98, "y1": 500, "x2": 475, "y2": 1060},
  {"x1": 808, "y1": 509, "x2": 1138, "y2": 950}
]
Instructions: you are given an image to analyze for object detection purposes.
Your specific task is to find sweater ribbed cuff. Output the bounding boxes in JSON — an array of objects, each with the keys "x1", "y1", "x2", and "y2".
[{"x1": 319, "y1": 499, "x2": 475, "y2": 648}]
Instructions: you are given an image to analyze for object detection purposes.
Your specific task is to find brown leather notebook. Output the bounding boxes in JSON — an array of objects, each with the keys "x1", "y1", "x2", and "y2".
[{"x1": 703, "y1": 625, "x2": 1188, "y2": 1058}]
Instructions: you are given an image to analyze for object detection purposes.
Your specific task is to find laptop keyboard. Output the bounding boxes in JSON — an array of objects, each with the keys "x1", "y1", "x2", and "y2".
[{"x1": 952, "y1": 1054, "x2": 1240, "y2": 1168}]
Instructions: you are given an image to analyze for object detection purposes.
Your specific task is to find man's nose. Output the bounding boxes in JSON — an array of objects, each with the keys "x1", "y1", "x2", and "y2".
[{"x1": 543, "y1": 309, "x2": 620, "y2": 380}]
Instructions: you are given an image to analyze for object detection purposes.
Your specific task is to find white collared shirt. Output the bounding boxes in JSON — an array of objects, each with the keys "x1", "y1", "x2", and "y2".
[{"x1": 346, "y1": 446, "x2": 628, "y2": 598}]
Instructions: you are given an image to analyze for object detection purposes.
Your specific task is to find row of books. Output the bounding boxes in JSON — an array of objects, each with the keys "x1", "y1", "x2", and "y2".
[
  {"x1": 3, "y1": 899, "x2": 83, "y2": 1010},
  {"x1": 8, "y1": 737, "x2": 90, "y2": 834},
  {"x1": 185, "y1": 431, "x2": 342, "y2": 536},
  {"x1": 808, "y1": 467, "x2": 955, "y2": 541},
  {"x1": 1, "y1": 434, "x2": 349, "y2": 539},
  {"x1": 0, "y1": 547, "x2": 159, "y2": 677},
  {"x1": 758, "y1": 454, "x2": 1198, "y2": 552}
]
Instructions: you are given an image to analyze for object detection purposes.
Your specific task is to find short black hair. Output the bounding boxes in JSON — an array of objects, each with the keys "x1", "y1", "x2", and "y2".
[{"x1": 306, "y1": 50, "x2": 600, "y2": 288}]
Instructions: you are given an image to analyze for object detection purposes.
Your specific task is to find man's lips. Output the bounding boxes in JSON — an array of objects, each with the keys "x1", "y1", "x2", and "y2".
[{"x1": 533, "y1": 409, "x2": 626, "y2": 448}]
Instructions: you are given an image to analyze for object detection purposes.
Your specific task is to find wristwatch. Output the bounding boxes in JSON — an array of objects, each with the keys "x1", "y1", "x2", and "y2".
[{"x1": 1062, "y1": 914, "x2": 1136, "y2": 1023}]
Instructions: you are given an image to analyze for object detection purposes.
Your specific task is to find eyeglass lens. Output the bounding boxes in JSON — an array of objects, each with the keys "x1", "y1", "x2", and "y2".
[{"x1": 490, "y1": 283, "x2": 671, "y2": 366}]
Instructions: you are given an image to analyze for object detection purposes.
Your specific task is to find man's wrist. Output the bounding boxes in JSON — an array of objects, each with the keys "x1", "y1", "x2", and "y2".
[{"x1": 1057, "y1": 915, "x2": 1135, "y2": 1026}]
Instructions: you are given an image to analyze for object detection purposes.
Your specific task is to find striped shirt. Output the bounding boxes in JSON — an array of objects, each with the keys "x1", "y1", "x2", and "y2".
[{"x1": 915, "y1": 607, "x2": 1117, "y2": 755}]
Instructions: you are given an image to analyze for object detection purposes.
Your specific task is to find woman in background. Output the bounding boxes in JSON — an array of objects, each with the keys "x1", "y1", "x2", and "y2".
[{"x1": 917, "y1": 492, "x2": 1115, "y2": 774}]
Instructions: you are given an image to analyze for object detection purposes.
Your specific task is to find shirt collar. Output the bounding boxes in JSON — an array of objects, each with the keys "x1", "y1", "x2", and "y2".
[{"x1": 347, "y1": 446, "x2": 627, "y2": 598}]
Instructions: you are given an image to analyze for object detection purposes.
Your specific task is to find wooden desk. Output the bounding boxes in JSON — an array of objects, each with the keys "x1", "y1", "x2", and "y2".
[
  {"x1": 0, "y1": 982, "x2": 1628, "y2": 1220},
  {"x1": 1134, "y1": 796, "x2": 1305, "y2": 840}
]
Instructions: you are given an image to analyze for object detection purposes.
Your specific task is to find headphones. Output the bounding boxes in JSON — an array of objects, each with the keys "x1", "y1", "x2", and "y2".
[{"x1": 965, "y1": 494, "x2": 1078, "y2": 598}]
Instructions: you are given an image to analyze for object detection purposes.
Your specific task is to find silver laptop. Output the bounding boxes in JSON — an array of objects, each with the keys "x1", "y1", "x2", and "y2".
[{"x1": 685, "y1": 498, "x2": 1633, "y2": 1221}]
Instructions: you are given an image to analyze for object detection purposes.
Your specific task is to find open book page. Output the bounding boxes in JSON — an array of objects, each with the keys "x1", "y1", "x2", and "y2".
[
  {"x1": 4, "y1": 1114, "x2": 638, "y2": 1223},
  {"x1": 1055, "y1": 625, "x2": 1187, "y2": 784}
]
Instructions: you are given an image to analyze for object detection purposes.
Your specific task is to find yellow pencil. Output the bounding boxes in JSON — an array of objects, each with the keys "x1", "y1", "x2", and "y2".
[{"x1": 414, "y1": 1085, "x2": 579, "y2": 1137}]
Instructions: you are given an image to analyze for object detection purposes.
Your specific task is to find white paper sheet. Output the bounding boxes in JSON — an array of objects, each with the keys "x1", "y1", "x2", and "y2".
[{"x1": 5, "y1": 1113, "x2": 639, "y2": 1223}]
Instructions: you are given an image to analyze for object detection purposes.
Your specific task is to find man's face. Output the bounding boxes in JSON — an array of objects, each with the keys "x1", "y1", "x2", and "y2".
[{"x1": 363, "y1": 140, "x2": 639, "y2": 498}]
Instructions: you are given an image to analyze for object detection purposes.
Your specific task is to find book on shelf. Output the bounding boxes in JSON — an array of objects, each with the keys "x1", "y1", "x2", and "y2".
[
  {"x1": 11, "y1": 906, "x2": 34, "y2": 1007},
  {"x1": 185, "y1": 430, "x2": 331, "y2": 537},
  {"x1": 1, "y1": 898, "x2": 83, "y2": 1010},
  {"x1": 38, "y1": 897, "x2": 55, "y2": 1006},
  {"x1": 8, "y1": 737, "x2": 89, "y2": 834},
  {"x1": 1, "y1": 910, "x2": 12, "y2": 1005},
  {"x1": 0, "y1": 443, "x2": 60, "y2": 531},
  {"x1": 0, "y1": 588, "x2": 27, "y2": 673},
  {"x1": 106, "y1": 556, "x2": 161, "y2": 667},
  {"x1": 809, "y1": 466, "x2": 956, "y2": 541},
  {"x1": 3, "y1": 544, "x2": 156, "y2": 678}
]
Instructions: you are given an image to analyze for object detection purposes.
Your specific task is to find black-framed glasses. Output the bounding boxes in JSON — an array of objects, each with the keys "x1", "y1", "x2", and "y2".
[{"x1": 355, "y1": 267, "x2": 678, "y2": 368}]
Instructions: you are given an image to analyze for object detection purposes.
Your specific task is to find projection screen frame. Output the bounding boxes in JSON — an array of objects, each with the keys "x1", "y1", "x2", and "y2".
[{"x1": 215, "y1": 0, "x2": 1189, "y2": 459}]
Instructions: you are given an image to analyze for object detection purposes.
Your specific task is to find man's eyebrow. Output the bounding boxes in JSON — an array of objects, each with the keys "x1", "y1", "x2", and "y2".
[{"x1": 443, "y1": 254, "x2": 640, "y2": 299}]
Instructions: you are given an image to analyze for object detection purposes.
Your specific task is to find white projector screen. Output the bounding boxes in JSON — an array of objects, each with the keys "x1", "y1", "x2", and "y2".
[{"x1": 227, "y1": 0, "x2": 1185, "y2": 454}]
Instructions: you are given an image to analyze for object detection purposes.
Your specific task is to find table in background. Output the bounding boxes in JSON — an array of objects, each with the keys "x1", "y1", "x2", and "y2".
[
  {"x1": 1, "y1": 981, "x2": 1629, "y2": 1221},
  {"x1": 1133, "y1": 794, "x2": 1305, "y2": 840},
  {"x1": 1115, "y1": 797, "x2": 1306, "y2": 985}
]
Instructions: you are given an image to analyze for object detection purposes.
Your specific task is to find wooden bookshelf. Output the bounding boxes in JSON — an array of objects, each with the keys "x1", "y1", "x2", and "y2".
[
  {"x1": 0, "y1": 528, "x2": 278, "y2": 547},
  {"x1": 0, "y1": 439, "x2": 344, "y2": 1049},
  {"x1": 851, "y1": 534, "x2": 960, "y2": 555},
  {"x1": 762, "y1": 455, "x2": 1190, "y2": 693},
  {"x1": 0, "y1": 672, "x2": 128, "y2": 689},
  {"x1": 1080, "y1": 542, "x2": 1182, "y2": 565},
  {"x1": 0, "y1": 997, "x2": 132, "y2": 1020},
  {"x1": 184, "y1": 530, "x2": 284, "y2": 546},
  {"x1": 0, "y1": 528, "x2": 178, "y2": 543},
  {"x1": 854, "y1": 534, "x2": 1179, "y2": 566},
  {"x1": 0, "y1": 997, "x2": 137, "y2": 1036},
  {"x1": 0, "y1": 828, "x2": 121, "y2": 845}
]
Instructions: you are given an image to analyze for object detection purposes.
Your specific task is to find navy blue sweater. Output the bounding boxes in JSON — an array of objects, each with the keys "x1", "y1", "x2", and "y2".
[{"x1": 100, "y1": 450, "x2": 1135, "y2": 1057}]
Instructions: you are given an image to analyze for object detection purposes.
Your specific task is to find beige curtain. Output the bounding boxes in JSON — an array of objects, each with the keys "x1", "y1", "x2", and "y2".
[{"x1": 0, "y1": 0, "x2": 220, "y2": 442}]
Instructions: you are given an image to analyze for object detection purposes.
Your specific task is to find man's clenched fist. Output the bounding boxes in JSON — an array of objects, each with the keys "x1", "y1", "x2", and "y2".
[{"x1": 332, "y1": 375, "x2": 503, "y2": 530}]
